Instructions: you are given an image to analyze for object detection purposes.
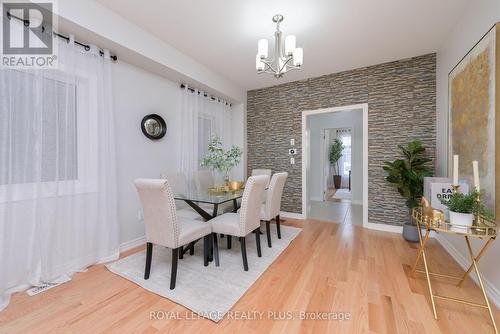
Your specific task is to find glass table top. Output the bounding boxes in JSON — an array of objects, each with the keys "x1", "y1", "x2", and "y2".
[{"x1": 174, "y1": 187, "x2": 244, "y2": 205}]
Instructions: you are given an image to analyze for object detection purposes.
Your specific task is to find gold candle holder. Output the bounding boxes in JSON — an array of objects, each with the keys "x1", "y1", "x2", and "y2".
[{"x1": 475, "y1": 191, "x2": 481, "y2": 226}]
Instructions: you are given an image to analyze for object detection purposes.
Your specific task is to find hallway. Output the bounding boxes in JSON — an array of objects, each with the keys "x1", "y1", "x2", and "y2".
[{"x1": 309, "y1": 200, "x2": 362, "y2": 225}]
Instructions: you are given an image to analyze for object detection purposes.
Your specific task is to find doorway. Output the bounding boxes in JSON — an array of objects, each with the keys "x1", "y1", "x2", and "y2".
[{"x1": 302, "y1": 104, "x2": 368, "y2": 227}]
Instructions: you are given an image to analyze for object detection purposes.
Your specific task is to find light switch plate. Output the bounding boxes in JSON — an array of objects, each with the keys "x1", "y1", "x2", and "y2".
[
  {"x1": 290, "y1": 138, "x2": 295, "y2": 146},
  {"x1": 290, "y1": 157, "x2": 295, "y2": 165}
]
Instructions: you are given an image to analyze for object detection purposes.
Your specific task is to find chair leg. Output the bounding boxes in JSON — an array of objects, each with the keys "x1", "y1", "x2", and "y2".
[
  {"x1": 189, "y1": 241, "x2": 194, "y2": 256},
  {"x1": 203, "y1": 235, "x2": 209, "y2": 267},
  {"x1": 144, "y1": 242, "x2": 153, "y2": 279},
  {"x1": 170, "y1": 248, "x2": 179, "y2": 290},
  {"x1": 239, "y1": 237, "x2": 249, "y2": 271},
  {"x1": 179, "y1": 245, "x2": 183, "y2": 259},
  {"x1": 208, "y1": 234, "x2": 213, "y2": 261},
  {"x1": 255, "y1": 228, "x2": 262, "y2": 257},
  {"x1": 227, "y1": 235, "x2": 232, "y2": 249},
  {"x1": 213, "y1": 233, "x2": 220, "y2": 267},
  {"x1": 265, "y1": 221, "x2": 272, "y2": 248},
  {"x1": 276, "y1": 214, "x2": 281, "y2": 239}
]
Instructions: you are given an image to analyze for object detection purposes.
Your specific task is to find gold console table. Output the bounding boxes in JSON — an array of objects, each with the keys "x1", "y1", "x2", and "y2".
[{"x1": 412, "y1": 207, "x2": 498, "y2": 333}]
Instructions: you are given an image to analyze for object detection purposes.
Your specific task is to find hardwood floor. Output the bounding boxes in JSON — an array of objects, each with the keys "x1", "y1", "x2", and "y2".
[{"x1": 1, "y1": 218, "x2": 498, "y2": 333}]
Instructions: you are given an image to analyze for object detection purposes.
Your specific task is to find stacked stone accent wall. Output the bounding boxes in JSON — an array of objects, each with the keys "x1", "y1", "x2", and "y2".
[{"x1": 247, "y1": 53, "x2": 436, "y2": 226}]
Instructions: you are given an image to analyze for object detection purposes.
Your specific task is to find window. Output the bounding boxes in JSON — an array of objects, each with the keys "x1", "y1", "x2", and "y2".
[
  {"x1": 0, "y1": 70, "x2": 78, "y2": 185},
  {"x1": 341, "y1": 135, "x2": 351, "y2": 176},
  {"x1": 336, "y1": 129, "x2": 352, "y2": 177},
  {"x1": 41, "y1": 78, "x2": 78, "y2": 182},
  {"x1": 198, "y1": 113, "x2": 215, "y2": 163},
  {"x1": 0, "y1": 68, "x2": 97, "y2": 202}
]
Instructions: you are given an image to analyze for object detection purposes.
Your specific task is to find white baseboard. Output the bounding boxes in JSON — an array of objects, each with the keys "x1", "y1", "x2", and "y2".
[
  {"x1": 364, "y1": 222, "x2": 403, "y2": 233},
  {"x1": 280, "y1": 211, "x2": 305, "y2": 220},
  {"x1": 119, "y1": 235, "x2": 146, "y2": 253},
  {"x1": 434, "y1": 233, "x2": 500, "y2": 308}
]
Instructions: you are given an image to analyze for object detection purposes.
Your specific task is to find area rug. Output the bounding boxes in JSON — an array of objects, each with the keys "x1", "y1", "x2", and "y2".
[{"x1": 106, "y1": 224, "x2": 301, "y2": 322}]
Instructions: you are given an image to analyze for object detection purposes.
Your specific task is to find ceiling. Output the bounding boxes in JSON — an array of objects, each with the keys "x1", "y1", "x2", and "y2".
[{"x1": 96, "y1": 0, "x2": 469, "y2": 90}]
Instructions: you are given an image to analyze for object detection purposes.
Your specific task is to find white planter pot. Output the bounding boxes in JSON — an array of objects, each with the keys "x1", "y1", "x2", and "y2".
[{"x1": 449, "y1": 211, "x2": 473, "y2": 232}]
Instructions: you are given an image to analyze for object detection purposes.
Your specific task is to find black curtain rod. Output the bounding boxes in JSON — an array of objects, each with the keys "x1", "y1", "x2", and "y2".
[
  {"x1": 6, "y1": 11, "x2": 118, "y2": 61},
  {"x1": 180, "y1": 84, "x2": 231, "y2": 107}
]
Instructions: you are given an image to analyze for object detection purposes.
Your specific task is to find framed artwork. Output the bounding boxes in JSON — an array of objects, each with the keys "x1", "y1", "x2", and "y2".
[{"x1": 448, "y1": 23, "x2": 500, "y2": 217}]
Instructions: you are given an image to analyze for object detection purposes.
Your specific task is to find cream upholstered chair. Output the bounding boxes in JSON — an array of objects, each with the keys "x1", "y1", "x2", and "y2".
[
  {"x1": 210, "y1": 175, "x2": 268, "y2": 271},
  {"x1": 134, "y1": 179, "x2": 212, "y2": 289},
  {"x1": 251, "y1": 169, "x2": 272, "y2": 187},
  {"x1": 160, "y1": 172, "x2": 201, "y2": 221},
  {"x1": 261, "y1": 172, "x2": 288, "y2": 247},
  {"x1": 252, "y1": 169, "x2": 272, "y2": 205}
]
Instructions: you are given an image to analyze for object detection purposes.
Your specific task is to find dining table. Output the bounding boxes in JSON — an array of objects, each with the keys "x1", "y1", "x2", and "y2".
[{"x1": 174, "y1": 187, "x2": 243, "y2": 220}]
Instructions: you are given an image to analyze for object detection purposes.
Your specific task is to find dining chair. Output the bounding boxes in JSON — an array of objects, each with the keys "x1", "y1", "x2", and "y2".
[
  {"x1": 209, "y1": 175, "x2": 268, "y2": 271},
  {"x1": 134, "y1": 179, "x2": 212, "y2": 289},
  {"x1": 251, "y1": 169, "x2": 272, "y2": 188},
  {"x1": 260, "y1": 172, "x2": 288, "y2": 247}
]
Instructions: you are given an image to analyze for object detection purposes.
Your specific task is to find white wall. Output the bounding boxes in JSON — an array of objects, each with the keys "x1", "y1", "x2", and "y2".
[
  {"x1": 113, "y1": 61, "x2": 181, "y2": 245},
  {"x1": 308, "y1": 110, "x2": 363, "y2": 203},
  {"x1": 230, "y1": 101, "x2": 246, "y2": 181},
  {"x1": 436, "y1": 0, "x2": 500, "y2": 305}
]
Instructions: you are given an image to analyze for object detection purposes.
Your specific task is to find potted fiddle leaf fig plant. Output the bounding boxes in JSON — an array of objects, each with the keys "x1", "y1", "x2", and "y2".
[
  {"x1": 200, "y1": 136, "x2": 242, "y2": 188},
  {"x1": 329, "y1": 138, "x2": 344, "y2": 189},
  {"x1": 383, "y1": 140, "x2": 433, "y2": 242}
]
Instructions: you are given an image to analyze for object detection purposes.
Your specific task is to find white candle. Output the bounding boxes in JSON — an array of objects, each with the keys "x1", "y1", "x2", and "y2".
[
  {"x1": 472, "y1": 160, "x2": 480, "y2": 192},
  {"x1": 453, "y1": 155, "x2": 459, "y2": 185}
]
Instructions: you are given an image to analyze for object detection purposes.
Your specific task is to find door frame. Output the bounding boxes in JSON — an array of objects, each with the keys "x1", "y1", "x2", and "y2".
[{"x1": 301, "y1": 103, "x2": 368, "y2": 229}]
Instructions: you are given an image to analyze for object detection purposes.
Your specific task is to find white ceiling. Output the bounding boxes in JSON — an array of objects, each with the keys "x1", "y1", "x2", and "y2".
[{"x1": 96, "y1": 0, "x2": 469, "y2": 90}]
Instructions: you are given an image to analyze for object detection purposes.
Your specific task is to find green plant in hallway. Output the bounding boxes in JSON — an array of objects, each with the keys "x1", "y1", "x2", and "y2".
[
  {"x1": 383, "y1": 140, "x2": 433, "y2": 242},
  {"x1": 329, "y1": 138, "x2": 344, "y2": 189}
]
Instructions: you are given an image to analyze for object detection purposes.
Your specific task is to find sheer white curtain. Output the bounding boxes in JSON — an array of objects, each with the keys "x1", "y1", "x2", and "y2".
[
  {"x1": 336, "y1": 128, "x2": 352, "y2": 189},
  {"x1": 0, "y1": 35, "x2": 119, "y2": 311},
  {"x1": 179, "y1": 86, "x2": 231, "y2": 186}
]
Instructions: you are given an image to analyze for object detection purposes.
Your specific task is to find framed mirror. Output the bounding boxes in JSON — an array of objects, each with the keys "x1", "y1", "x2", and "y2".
[{"x1": 141, "y1": 114, "x2": 167, "y2": 140}]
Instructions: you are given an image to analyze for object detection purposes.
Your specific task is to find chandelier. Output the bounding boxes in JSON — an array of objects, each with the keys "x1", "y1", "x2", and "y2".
[{"x1": 256, "y1": 14, "x2": 303, "y2": 78}]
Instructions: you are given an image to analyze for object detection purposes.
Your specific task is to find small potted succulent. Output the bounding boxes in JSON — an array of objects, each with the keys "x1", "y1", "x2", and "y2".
[{"x1": 200, "y1": 136, "x2": 242, "y2": 189}]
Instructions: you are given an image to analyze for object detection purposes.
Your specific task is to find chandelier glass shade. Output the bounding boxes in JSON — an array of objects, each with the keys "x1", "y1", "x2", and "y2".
[{"x1": 256, "y1": 14, "x2": 303, "y2": 78}]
